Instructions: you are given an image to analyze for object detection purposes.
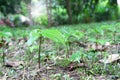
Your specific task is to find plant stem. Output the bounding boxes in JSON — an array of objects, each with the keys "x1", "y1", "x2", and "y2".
[
  {"x1": 113, "y1": 31, "x2": 118, "y2": 53},
  {"x1": 66, "y1": 42, "x2": 69, "y2": 58},
  {"x1": 3, "y1": 49, "x2": 5, "y2": 64},
  {"x1": 84, "y1": 32, "x2": 87, "y2": 44},
  {"x1": 38, "y1": 36, "x2": 42, "y2": 69},
  {"x1": 96, "y1": 34, "x2": 99, "y2": 50},
  {"x1": 1, "y1": 37, "x2": 5, "y2": 65},
  {"x1": 113, "y1": 31, "x2": 116, "y2": 44}
]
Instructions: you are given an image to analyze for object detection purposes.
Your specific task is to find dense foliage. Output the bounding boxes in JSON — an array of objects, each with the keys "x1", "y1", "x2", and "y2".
[
  {"x1": 0, "y1": 0, "x2": 119, "y2": 26},
  {"x1": 0, "y1": 0, "x2": 21, "y2": 15},
  {"x1": 52, "y1": 0, "x2": 118, "y2": 25}
]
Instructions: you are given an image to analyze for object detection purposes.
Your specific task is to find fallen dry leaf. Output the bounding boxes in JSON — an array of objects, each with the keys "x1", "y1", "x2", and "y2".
[
  {"x1": 67, "y1": 62, "x2": 87, "y2": 71},
  {"x1": 5, "y1": 60, "x2": 24, "y2": 67},
  {"x1": 0, "y1": 73, "x2": 7, "y2": 80},
  {"x1": 105, "y1": 42, "x2": 111, "y2": 47},
  {"x1": 47, "y1": 66, "x2": 53, "y2": 70},
  {"x1": 95, "y1": 75, "x2": 106, "y2": 80},
  {"x1": 99, "y1": 54, "x2": 120, "y2": 64}
]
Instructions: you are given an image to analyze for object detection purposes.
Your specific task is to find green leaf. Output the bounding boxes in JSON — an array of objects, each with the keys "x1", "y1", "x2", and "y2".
[
  {"x1": 88, "y1": 38, "x2": 96, "y2": 42},
  {"x1": 70, "y1": 52, "x2": 81, "y2": 63},
  {"x1": 97, "y1": 39, "x2": 108, "y2": 45},
  {"x1": 27, "y1": 29, "x2": 41, "y2": 46},
  {"x1": 3, "y1": 32, "x2": 12, "y2": 37},
  {"x1": 42, "y1": 29, "x2": 66, "y2": 46},
  {"x1": 0, "y1": 31, "x2": 12, "y2": 37},
  {"x1": 90, "y1": 27, "x2": 104, "y2": 35},
  {"x1": 72, "y1": 30, "x2": 84, "y2": 40},
  {"x1": 98, "y1": 28, "x2": 104, "y2": 35},
  {"x1": 29, "y1": 45, "x2": 39, "y2": 52},
  {"x1": 60, "y1": 27, "x2": 72, "y2": 40}
]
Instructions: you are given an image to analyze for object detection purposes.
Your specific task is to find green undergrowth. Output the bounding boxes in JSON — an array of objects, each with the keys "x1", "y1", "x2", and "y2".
[
  {"x1": 0, "y1": 21, "x2": 119, "y2": 38},
  {"x1": 0, "y1": 25, "x2": 44, "y2": 39},
  {"x1": 0, "y1": 21, "x2": 120, "y2": 79}
]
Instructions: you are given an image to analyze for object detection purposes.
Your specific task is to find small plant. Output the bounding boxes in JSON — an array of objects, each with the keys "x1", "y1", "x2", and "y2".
[
  {"x1": 70, "y1": 49, "x2": 87, "y2": 62},
  {"x1": 103, "y1": 24, "x2": 119, "y2": 44},
  {"x1": 70, "y1": 51, "x2": 82, "y2": 63},
  {"x1": 50, "y1": 73, "x2": 62, "y2": 80},
  {"x1": 27, "y1": 29, "x2": 42, "y2": 68},
  {"x1": 56, "y1": 58, "x2": 71, "y2": 68},
  {"x1": 60, "y1": 28, "x2": 84, "y2": 57},
  {"x1": 102, "y1": 24, "x2": 120, "y2": 53},
  {"x1": 34, "y1": 15, "x2": 48, "y2": 26},
  {"x1": 88, "y1": 26, "x2": 104, "y2": 50},
  {"x1": 0, "y1": 31, "x2": 12, "y2": 64},
  {"x1": 27, "y1": 29, "x2": 66, "y2": 68},
  {"x1": 70, "y1": 49, "x2": 87, "y2": 72}
]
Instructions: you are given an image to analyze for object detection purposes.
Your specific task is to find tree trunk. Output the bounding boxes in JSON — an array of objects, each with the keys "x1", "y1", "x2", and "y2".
[
  {"x1": 66, "y1": 0, "x2": 72, "y2": 24},
  {"x1": 27, "y1": 3, "x2": 33, "y2": 26},
  {"x1": 109, "y1": 0, "x2": 118, "y2": 19},
  {"x1": 24, "y1": 0, "x2": 33, "y2": 26},
  {"x1": 46, "y1": 0, "x2": 52, "y2": 27}
]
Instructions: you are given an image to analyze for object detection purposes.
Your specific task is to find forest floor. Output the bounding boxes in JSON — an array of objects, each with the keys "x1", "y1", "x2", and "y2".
[{"x1": 0, "y1": 21, "x2": 120, "y2": 80}]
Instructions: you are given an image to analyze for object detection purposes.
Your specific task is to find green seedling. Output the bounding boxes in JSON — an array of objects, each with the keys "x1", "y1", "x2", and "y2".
[
  {"x1": 70, "y1": 49, "x2": 87, "y2": 62},
  {"x1": 60, "y1": 27, "x2": 72, "y2": 57},
  {"x1": 60, "y1": 28, "x2": 84, "y2": 57},
  {"x1": 70, "y1": 49, "x2": 87, "y2": 72},
  {"x1": 105, "y1": 24, "x2": 120, "y2": 52},
  {"x1": 105, "y1": 24, "x2": 120, "y2": 44},
  {"x1": 0, "y1": 31, "x2": 12, "y2": 64},
  {"x1": 88, "y1": 26, "x2": 104, "y2": 50},
  {"x1": 50, "y1": 73, "x2": 62, "y2": 80},
  {"x1": 27, "y1": 29, "x2": 66, "y2": 68},
  {"x1": 27, "y1": 29, "x2": 41, "y2": 68},
  {"x1": 87, "y1": 52, "x2": 99, "y2": 64}
]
